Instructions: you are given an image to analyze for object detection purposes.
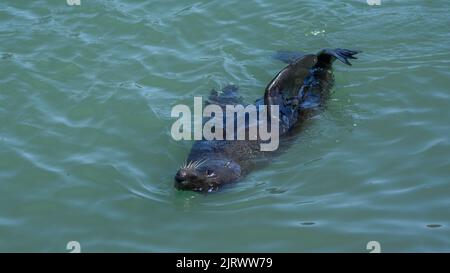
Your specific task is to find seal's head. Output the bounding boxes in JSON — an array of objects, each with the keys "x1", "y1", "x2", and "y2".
[{"x1": 174, "y1": 158, "x2": 241, "y2": 193}]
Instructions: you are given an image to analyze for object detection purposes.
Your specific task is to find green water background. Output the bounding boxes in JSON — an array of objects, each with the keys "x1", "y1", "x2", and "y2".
[{"x1": 1, "y1": 0, "x2": 449, "y2": 252}]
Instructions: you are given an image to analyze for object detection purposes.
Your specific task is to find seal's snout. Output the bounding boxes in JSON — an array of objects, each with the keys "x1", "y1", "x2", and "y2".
[
  {"x1": 175, "y1": 169, "x2": 188, "y2": 183},
  {"x1": 175, "y1": 168, "x2": 205, "y2": 191},
  {"x1": 175, "y1": 168, "x2": 200, "y2": 185}
]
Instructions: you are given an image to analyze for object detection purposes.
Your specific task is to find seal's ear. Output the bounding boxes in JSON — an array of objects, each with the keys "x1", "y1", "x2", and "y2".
[{"x1": 272, "y1": 51, "x2": 306, "y2": 64}]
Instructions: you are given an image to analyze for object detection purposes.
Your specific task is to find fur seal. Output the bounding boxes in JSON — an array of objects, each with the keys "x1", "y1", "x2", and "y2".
[{"x1": 174, "y1": 48, "x2": 360, "y2": 193}]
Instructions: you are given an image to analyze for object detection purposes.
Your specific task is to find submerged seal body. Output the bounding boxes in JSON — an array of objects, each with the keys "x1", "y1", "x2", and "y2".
[{"x1": 174, "y1": 48, "x2": 360, "y2": 193}]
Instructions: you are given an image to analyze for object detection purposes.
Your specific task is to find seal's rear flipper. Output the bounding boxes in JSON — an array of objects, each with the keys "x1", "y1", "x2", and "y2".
[
  {"x1": 316, "y1": 48, "x2": 361, "y2": 68},
  {"x1": 273, "y1": 51, "x2": 306, "y2": 64}
]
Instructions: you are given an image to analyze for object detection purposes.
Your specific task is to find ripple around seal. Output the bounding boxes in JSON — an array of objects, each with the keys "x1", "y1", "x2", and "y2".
[{"x1": 1, "y1": 0, "x2": 450, "y2": 252}]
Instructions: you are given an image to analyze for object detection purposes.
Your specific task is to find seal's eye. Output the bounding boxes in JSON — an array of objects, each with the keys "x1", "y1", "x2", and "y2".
[{"x1": 206, "y1": 169, "x2": 216, "y2": 177}]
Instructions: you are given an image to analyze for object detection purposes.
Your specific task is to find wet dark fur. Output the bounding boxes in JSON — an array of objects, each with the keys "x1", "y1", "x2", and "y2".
[{"x1": 175, "y1": 48, "x2": 360, "y2": 193}]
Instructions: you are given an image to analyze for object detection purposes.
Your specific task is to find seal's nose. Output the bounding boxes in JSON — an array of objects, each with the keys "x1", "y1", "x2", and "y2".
[{"x1": 175, "y1": 169, "x2": 188, "y2": 183}]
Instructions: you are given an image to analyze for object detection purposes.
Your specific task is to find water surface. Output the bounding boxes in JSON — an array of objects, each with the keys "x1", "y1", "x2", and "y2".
[{"x1": 1, "y1": 0, "x2": 449, "y2": 252}]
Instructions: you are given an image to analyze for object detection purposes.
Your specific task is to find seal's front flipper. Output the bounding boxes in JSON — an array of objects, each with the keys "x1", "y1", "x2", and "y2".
[
  {"x1": 206, "y1": 85, "x2": 243, "y2": 108},
  {"x1": 273, "y1": 51, "x2": 306, "y2": 64},
  {"x1": 315, "y1": 48, "x2": 361, "y2": 68}
]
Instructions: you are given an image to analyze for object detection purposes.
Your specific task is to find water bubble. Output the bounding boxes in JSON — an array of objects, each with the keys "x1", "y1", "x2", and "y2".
[{"x1": 300, "y1": 222, "x2": 315, "y2": 226}]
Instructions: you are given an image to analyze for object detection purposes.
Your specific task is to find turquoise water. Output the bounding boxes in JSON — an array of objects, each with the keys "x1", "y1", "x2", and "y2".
[{"x1": 1, "y1": 0, "x2": 450, "y2": 252}]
